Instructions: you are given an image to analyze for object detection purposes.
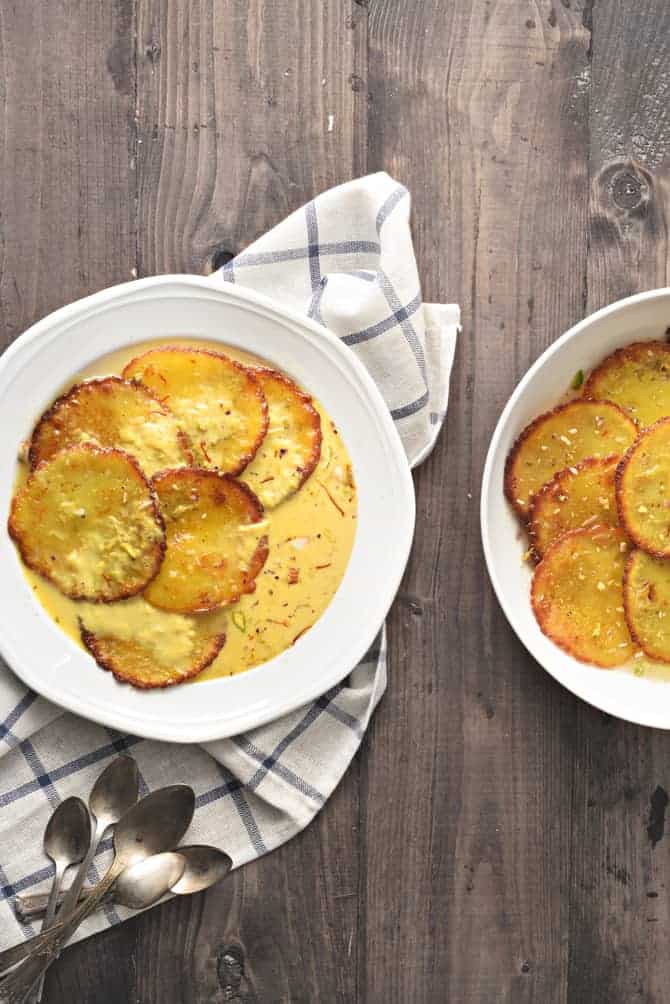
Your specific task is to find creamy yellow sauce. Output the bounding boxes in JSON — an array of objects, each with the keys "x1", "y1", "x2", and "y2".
[{"x1": 17, "y1": 339, "x2": 357, "y2": 682}]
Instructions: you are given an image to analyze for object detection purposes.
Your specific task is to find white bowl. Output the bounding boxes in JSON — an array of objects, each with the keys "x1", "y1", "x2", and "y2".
[
  {"x1": 481, "y1": 288, "x2": 670, "y2": 729},
  {"x1": 0, "y1": 276, "x2": 415, "y2": 742}
]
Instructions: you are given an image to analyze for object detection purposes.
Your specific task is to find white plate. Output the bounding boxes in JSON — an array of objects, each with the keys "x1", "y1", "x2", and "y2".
[
  {"x1": 0, "y1": 276, "x2": 415, "y2": 742},
  {"x1": 481, "y1": 288, "x2": 670, "y2": 730}
]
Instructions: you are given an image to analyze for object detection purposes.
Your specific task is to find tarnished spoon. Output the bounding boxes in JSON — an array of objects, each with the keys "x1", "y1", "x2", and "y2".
[
  {"x1": 112, "y1": 852, "x2": 185, "y2": 911},
  {"x1": 30, "y1": 756, "x2": 140, "y2": 1004},
  {"x1": 58, "y1": 756, "x2": 139, "y2": 920},
  {"x1": 170, "y1": 845, "x2": 232, "y2": 895},
  {"x1": 32, "y1": 798, "x2": 90, "y2": 1003},
  {"x1": 38, "y1": 798, "x2": 90, "y2": 928},
  {"x1": 0, "y1": 785, "x2": 195, "y2": 1001},
  {"x1": 1, "y1": 853, "x2": 186, "y2": 1004},
  {"x1": 16, "y1": 845, "x2": 232, "y2": 921}
]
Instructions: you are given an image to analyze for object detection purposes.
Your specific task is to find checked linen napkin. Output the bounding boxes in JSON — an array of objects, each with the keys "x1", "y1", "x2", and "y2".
[{"x1": 0, "y1": 172, "x2": 459, "y2": 950}]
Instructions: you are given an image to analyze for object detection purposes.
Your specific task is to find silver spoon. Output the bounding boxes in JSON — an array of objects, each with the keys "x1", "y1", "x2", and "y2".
[
  {"x1": 112, "y1": 852, "x2": 186, "y2": 911},
  {"x1": 30, "y1": 756, "x2": 140, "y2": 1004},
  {"x1": 57, "y1": 756, "x2": 139, "y2": 921},
  {"x1": 15, "y1": 845, "x2": 232, "y2": 920},
  {"x1": 0, "y1": 784, "x2": 195, "y2": 1000},
  {"x1": 8, "y1": 853, "x2": 185, "y2": 1004},
  {"x1": 32, "y1": 798, "x2": 90, "y2": 1003},
  {"x1": 39, "y1": 798, "x2": 90, "y2": 927},
  {"x1": 170, "y1": 845, "x2": 232, "y2": 895},
  {"x1": 16, "y1": 852, "x2": 192, "y2": 920}
]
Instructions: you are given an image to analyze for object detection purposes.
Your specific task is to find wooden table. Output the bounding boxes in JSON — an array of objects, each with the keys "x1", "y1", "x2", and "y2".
[{"x1": 3, "y1": 2, "x2": 669, "y2": 1001}]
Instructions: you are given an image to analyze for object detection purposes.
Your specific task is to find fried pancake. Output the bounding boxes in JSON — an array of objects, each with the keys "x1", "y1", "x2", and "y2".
[
  {"x1": 529, "y1": 456, "x2": 619, "y2": 559},
  {"x1": 531, "y1": 526, "x2": 633, "y2": 667},
  {"x1": 29, "y1": 377, "x2": 191, "y2": 477},
  {"x1": 623, "y1": 549, "x2": 670, "y2": 663},
  {"x1": 80, "y1": 597, "x2": 226, "y2": 688},
  {"x1": 584, "y1": 340, "x2": 670, "y2": 427},
  {"x1": 505, "y1": 400, "x2": 637, "y2": 519},
  {"x1": 123, "y1": 347, "x2": 268, "y2": 475},
  {"x1": 144, "y1": 468, "x2": 268, "y2": 613},
  {"x1": 9, "y1": 445, "x2": 165, "y2": 601},
  {"x1": 241, "y1": 368, "x2": 322, "y2": 508},
  {"x1": 615, "y1": 418, "x2": 670, "y2": 557}
]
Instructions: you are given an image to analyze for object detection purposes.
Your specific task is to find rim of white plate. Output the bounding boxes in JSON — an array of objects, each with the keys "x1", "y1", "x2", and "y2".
[
  {"x1": 481, "y1": 287, "x2": 670, "y2": 730},
  {"x1": 0, "y1": 275, "x2": 415, "y2": 742}
]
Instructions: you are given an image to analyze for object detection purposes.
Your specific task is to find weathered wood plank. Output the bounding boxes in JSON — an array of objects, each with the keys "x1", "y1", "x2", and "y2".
[
  {"x1": 364, "y1": 1, "x2": 591, "y2": 1001},
  {"x1": 567, "y1": 3, "x2": 670, "y2": 1002},
  {"x1": 135, "y1": 0, "x2": 367, "y2": 277},
  {"x1": 587, "y1": 0, "x2": 670, "y2": 307},
  {"x1": 0, "y1": 0, "x2": 137, "y2": 348},
  {"x1": 129, "y1": 2, "x2": 366, "y2": 1002},
  {"x1": 0, "y1": 1, "x2": 138, "y2": 1000}
]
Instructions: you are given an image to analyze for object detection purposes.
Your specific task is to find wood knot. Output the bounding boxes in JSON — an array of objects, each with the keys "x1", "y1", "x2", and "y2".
[
  {"x1": 597, "y1": 162, "x2": 652, "y2": 217},
  {"x1": 611, "y1": 169, "x2": 645, "y2": 211},
  {"x1": 217, "y1": 944, "x2": 245, "y2": 993},
  {"x1": 145, "y1": 40, "x2": 161, "y2": 64},
  {"x1": 591, "y1": 161, "x2": 659, "y2": 244},
  {"x1": 400, "y1": 593, "x2": 425, "y2": 617},
  {"x1": 208, "y1": 247, "x2": 236, "y2": 273},
  {"x1": 647, "y1": 785, "x2": 669, "y2": 848}
]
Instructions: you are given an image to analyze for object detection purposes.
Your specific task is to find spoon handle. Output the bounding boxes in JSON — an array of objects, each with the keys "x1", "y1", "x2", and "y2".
[
  {"x1": 0, "y1": 819, "x2": 106, "y2": 979},
  {"x1": 0, "y1": 866, "x2": 120, "y2": 1001},
  {"x1": 31, "y1": 863, "x2": 65, "y2": 1004},
  {"x1": 0, "y1": 859, "x2": 117, "y2": 976},
  {"x1": 14, "y1": 887, "x2": 99, "y2": 923},
  {"x1": 57, "y1": 816, "x2": 102, "y2": 918},
  {"x1": 0, "y1": 931, "x2": 58, "y2": 978},
  {"x1": 40, "y1": 867, "x2": 64, "y2": 933}
]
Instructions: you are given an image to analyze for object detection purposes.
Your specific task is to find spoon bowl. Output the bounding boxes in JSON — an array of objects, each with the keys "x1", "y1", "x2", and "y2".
[
  {"x1": 89, "y1": 756, "x2": 139, "y2": 829},
  {"x1": 113, "y1": 785, "x2": 196, "y2": 870},
  {"x1": 171, "y1": 845, "x2": 232, "y2": 896},
  {"x1": 43, "y1": 798, "x2": 90, "y2": 873},
  {"x1": 114, "y1": 852, "x2": 185, "y2": 911}
]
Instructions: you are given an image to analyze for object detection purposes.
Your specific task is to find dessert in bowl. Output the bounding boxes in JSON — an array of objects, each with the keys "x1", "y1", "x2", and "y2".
[{"x1": 0, "y1": 276, "x2": 415, "y2": 741}]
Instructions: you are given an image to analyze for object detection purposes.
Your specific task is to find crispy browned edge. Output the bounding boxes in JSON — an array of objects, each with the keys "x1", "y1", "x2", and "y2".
[
  {"x1": 251, "y1": 366, "x2": 323, "y2": 495},
  {"x1": 615, "y1": 417, "x2": 670, "y2": 558},
  {"x1": 79, "y1": 622, "x2": 227, "y2": 690},
  {"x1": 147, "y1": 466, "x2": 270, "y2": 614},
  {"x1": 28, "y1": 375, "x2": 193, "y2": 470},
  {"x1": 122, "y1": 346, "x2": 270, "y2": 476},
  {"x1": 622, "y1": 549, "x2": 670, "y2": 664},
  {"x1": 583, "y1": 340, "x2": 670, "y2": 408},
  {"x1": 8, "y1": 443, "x2": 167, "y2": 603},
  {"x1": 503, "y1": 398, "x2": 637, "y2": 521},
  {"x1": 530, "y1": 525, "x2": 631, "y2": 669},
  {"x1": 528, "y1": 455, "x2": 619, "y2": 561}
]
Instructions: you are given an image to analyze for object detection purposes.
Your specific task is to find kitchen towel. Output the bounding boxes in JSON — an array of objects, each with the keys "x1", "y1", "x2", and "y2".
[{"x1": 0, "y1": 172, "x2": 459, "y2": 949}]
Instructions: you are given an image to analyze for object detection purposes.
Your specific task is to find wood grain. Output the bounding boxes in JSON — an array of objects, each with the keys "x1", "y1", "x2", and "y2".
[
  {"x1": 135, "y1": 0, "x2": 367, "y2": 276},
  {"x1": 0, "y1": 0, "x2": 136, "y2": 348},
  {"x1": 587, "y1": 0, "x2": 670, "y2": 307},
  {"x1": 365, "y1": 1, "x2": 590, "y2": 1001},
  {"x1": 568, "y1": 3, "x2": 670, "y2": 1002},
  {"x1": 1, "y1": 0, "x2": 670, "y2": 1001},
  {"x1": 133, "y1": 2, "x2": 365, "y2": 1003},
  {"x1": 0, "y1": 0, "x2": 136, "y2": 996}
]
